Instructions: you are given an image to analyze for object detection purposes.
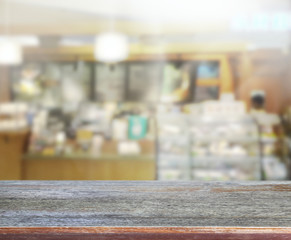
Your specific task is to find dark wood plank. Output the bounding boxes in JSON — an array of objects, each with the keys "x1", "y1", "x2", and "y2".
[
  {"x1": 0, "y1": 181, "x2": 290, "y2": 239},
  {"x1": 0, "y1": 227, "x2": 291, "y2": 240}
]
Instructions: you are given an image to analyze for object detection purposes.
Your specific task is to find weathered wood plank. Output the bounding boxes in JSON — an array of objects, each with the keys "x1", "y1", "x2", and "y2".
[
  {"x1": 0, "y1": 181, "x2": 290, "y2": 239},
  {"x1": 0, "y1": 227, "x2": 291, "y2": 240}
]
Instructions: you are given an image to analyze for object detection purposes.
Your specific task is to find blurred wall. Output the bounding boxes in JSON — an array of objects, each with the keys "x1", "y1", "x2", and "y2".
[
  {"x1": 233, "y1": 51, "x2": 287, "y2": 113},
  {"x1": 0, "y1": 67, "x2": 11, "y2": 103}
]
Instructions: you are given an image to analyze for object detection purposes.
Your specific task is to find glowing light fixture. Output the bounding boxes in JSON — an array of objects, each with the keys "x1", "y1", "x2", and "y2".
[
  {"x1": 0, "y1": 0, "x2": 23, "y2": 65},
  {"x1": 0, "y1": 35, "x2": 39, "y2": 47},
  {"x1": 17, "y1": 35, "x2": 39, "y2": 46},
  {"x1": 94, "y1": 32, "x2": 129, "y2": 63},
  {"x1": 0, "y1": 39, "x2": 22, "y2": 65}
]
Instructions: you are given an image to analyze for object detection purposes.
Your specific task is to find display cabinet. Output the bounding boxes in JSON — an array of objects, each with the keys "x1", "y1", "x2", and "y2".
[
  {"x1": 157, "y1": 113, "x2": 191, "y2": 180},
  {"x1": 189, "y1": 115, "x2": 261, "y2": 180},
  {"x1": 157, "y1": 112, "x2": 262, "y2": 180}
]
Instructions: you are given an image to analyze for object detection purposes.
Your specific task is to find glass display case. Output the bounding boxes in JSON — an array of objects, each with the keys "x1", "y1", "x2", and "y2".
[
  {"x1": 157, "y1": 104, "x2": 262, "y2": 180},
  {"x1": 189, "y1": 115, "x2": 261, "y2": 180},
  {"x1": 157, "y1": 113, "x2": 191, "y2": 180},
  {"x1": 252, "y1": 112, "x2": 289, "y2": 180}
]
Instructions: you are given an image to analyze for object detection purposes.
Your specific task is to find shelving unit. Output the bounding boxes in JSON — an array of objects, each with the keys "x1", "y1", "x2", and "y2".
[
  {"x1": 189, "y1": 115, "x2": 261, "y2": 180},
  {"x1": 260, "y1": 129, "x2": 288, "y2": 180},
  {"x1": 157, "y1": 110, "x2": 262, "y2": 180},
  {"x1": 251, "y1": 112, "x2": 289, "y2": 180},
  {"x1": 157, "y1": 113, "x2": 191, "y2": 180}
]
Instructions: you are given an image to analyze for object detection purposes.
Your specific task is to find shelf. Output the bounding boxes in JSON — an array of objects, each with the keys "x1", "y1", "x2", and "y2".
[
  {"x1": 157, "y1": 113, "x2": 261, "y2": 181},
  {"x1": 24, "y1": 154, "x2": 155, "y2": 161},
  {"x1": 158, "y1": 135, "x2": 189, "y2": 141},
  {"x1": 191, "y1": 156, "x2": 260, "y2": 162},
  {"x1": 157, "y1": 164, "x2": 189, "y2": 170},
  {"x1": 158, "y1": 154, "x2": 189, "y2": 160},
  {"x1": 261, "y1": 137, "x2": 277, "y2": 143},
  {"x1": 191, "y1": 136, "x2": 259, "y2": 143}
]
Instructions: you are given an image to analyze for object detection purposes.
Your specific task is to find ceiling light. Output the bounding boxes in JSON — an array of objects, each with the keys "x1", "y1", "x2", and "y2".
[
  {"x1": 0, "y1": 0, "x2": 24, "y2": 65},
  {"x1": 17, "y1": 35, "x2": 40, "y2": 46},
  {"x1": 94, "y1": 32, "x2": 129, "y2": 63},
  {"x1": 0, "y1": 39, "x2": 22, "y2": 65},
  {"x1": 60, "y1": 38, "x2": 84, "y2": 46},
  {"x1": 0, "y1": 35, "x2": 39, "y2": 47}
]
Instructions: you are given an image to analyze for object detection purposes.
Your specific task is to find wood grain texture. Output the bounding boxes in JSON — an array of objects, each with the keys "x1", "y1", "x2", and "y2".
[
  {"x1": 0, "y1": 227, "x2": 291, "y2": 240},
  {"x1": 0, "y1": 181, "x2": 290, "y2": 239},
  {"x1": 0, "y1": 131, "x2": 29, "y2": 180},
  {"x1": 22, "y1": 158, "x2": 155, "y2": 180}
]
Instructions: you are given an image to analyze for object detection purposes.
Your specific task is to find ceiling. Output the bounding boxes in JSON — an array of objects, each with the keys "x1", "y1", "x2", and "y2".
[{"x1": 0, "y1": 0, "x2": 290, "y2": 51}]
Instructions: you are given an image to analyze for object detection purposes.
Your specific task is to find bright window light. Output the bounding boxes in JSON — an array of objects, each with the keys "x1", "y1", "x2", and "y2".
[
  {"x1": 60, "y1": 38, "x2": 84, "y2": 46},
  {"x1": 0, "y1": 35, "x2": 39, "y2": 46},
  {"x1": 94, "y1": 32, "x2": 129, "y2": 63},
  {"x1": 17, "y1": 35, "x2": 40, "y2": 46},
  {"x1": 0, "y1": 40, "x2": 22, "y2": 65}
]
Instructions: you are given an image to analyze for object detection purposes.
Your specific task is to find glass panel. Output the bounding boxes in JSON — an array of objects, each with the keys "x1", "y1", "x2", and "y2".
[
  {"x1": 128, "y1": 63, "x2": 162, "y2": 102},
  {"x1": 197, "y1": 61, "x2": 220, "y2": 79},
  {"x1": 194, "y1": 85, "x2": 219, "y2": 102},
  {"x1": 95, "y1": 64, "x2": 126, "y2": 102}
]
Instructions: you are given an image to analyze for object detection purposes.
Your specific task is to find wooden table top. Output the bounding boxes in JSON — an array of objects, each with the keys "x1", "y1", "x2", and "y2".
[{"x1": 0, "y1": 181, "x2": 290, "y2": 239}]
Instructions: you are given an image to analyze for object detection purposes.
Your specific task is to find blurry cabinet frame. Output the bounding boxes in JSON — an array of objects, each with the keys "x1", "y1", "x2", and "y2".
[
  {"x1": 0, "y1": 130, "x2": 29, "y2": 180},
  {"x1": 128, "y1": 62, "x2": 163, "y2": 102},
  {"x1": 181, "y1": 54, "x2": 234, "y2": 97},
  {"x1": 9, "y1": 52, "x2": 234, "y2": 103},
  {"x1": 95, "y1": 63, "x2": 126, "y2": 102},
  {"x1": 0, "y1": 66, "x2": 11, "y2": 102},
  {"x1": 126, "y1": 55, "x2": 232, "y2": 104},
  {"x1": 11, "y1": 62, "x2": 92, "y2": 105}
]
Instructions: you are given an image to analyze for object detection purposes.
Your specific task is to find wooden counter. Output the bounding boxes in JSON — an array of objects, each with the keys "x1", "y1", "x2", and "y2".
[
  {"x1": 22, "y1": 139, "x2": 156, "y2": 180},
  {"x1": 0, "y1": 130, "x2": 29, "y2": 180},
  {"x1": 0, "y1": 181, "x2": 290, "y2": 239},
  {"x1": 23, "y1": 155, "x2": 156, "y2": 180}
]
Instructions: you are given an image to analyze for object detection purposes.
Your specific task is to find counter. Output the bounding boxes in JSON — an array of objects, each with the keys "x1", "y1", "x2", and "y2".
[
  {"x1": 0, "y1": 130, "x2": 29, "y2": 180},
  {"x1": 23, "y1": 154, "x2": 156, "y2": 180},
  {"x1": 0, "y1": 181, "x2": 290, "y2": 239}
]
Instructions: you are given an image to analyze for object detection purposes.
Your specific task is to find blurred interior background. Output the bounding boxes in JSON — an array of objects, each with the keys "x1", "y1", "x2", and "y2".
[{"x1": 0, "y1": 0, "x2": 291, "y2": 181}]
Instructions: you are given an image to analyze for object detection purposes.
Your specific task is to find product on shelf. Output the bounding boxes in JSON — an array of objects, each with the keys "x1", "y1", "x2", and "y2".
[
  {"x1": 157, "y1": 99, "x2": 262, "y2": 181},
  {"x1": 0, "y1": 102, "x2": 29, "y2": 131}
]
